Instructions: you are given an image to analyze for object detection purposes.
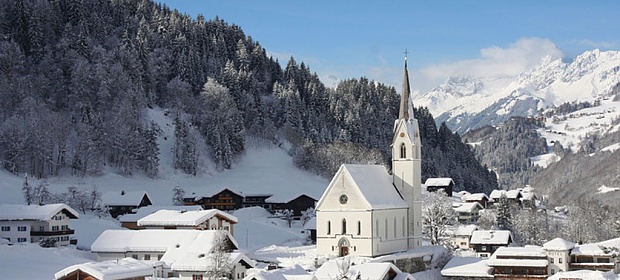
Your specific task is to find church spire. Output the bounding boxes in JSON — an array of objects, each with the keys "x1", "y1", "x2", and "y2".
[{"x1": 399, "y1": 50, "x2": 412, "y2": 120}]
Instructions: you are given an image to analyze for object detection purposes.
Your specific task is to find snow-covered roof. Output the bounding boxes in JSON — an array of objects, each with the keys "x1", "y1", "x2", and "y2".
[
  {"x1": 571, "y1": 237, "x2": 620, "y2": 256},
  {"x1": 424, "y1": 178, "x2": 454, "y2": 187},
  {"x1": 452, "y1": 202, "x2": 483, "y2": 213},
  {"x1": 246, "y1": 265, "x2": 314, "y2": 280},
  {"x1": 266, "y1": 193, "x2": 316, "y2": 204},
  {"x1": 54, "y1": 258, "x2": 162, "y2": 280},
  {"x1": 194, "y1": 187, "x2": 244, "y2": 201},
  {"x1": 315, "y1": 260, "x2": 411, "y2": 280},
  {"x1": 506, "y1": 189, "x2": 521, "y2": 199},
  {"x1": 520, "y1": 191, "x2": 536, "y2": 200},
  {"x1": 548, "y1": 270, "x2": 618, "y2": 280},
  {"x1": 491, "y1": 246, "x2": 546, "y2": 258},
  {"x1": 463, "y1": 193, "x2": 489, "y2": 201},
  {"x1": 454, "y1": 225, "x2": 478, "y2": 236},
  {"x1": 543, "y1": 237, "x2": 575, "y2": 251},
  {"x1": 171, "y1": 251, "x2": 254, "y2": 272},
  {"x1": 441, "y1": 257, "x2": 493, "y2": 278},
  {"x1": 486, "y1": 246, "x2": 547, "y2": 267},
  {"x1": 91, "y1": 229, "x2": 238, "y2": 254},
  {"x1": 101, "y1": 191, "x2": 151, "y2": 206},
  {"x1": 0, "y1": 203, "x2": 79, "y2": 221},
  {"x1": 118, "y1": 205, "x2": 203, "y2": 223},
  {"x1": 317, "y1": 164, "x2": 408, "y2": 210},
  {"x1": 470, "y1": 230, "x2": 512, "y2": 245},
  {"x1": 137, "y1": 209, "x2": 237, "y2": 227},
  {"x1": 489, "y1": 190, "x2": 505, "y2": 199}
]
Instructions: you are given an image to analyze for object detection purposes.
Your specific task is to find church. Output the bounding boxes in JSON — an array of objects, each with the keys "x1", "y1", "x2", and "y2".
[{"x1": 315, "y1": 56, "x2": 423, "y2": 257}]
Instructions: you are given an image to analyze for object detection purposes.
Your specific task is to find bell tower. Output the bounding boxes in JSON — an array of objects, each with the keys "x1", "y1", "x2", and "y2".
[{"x1": 392, "y1": 52, "x2": 423, "y2": 249}]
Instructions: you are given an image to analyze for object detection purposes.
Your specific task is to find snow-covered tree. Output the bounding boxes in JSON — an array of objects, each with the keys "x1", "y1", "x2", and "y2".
[
  {"x1": 22, "y1": 173, "x2": 33, "y2": 205},
  {"x1": 282, "y1": 209, "x2": 294, "y2": 228},
  {"x1": 172, "y1": 186, "x2": 185, "y2": 206},
  {"x1": 300, "y1": 207, "x2": 315, "y2": 226},
  {"x1": 615, "y1": 220, "x2": 620, "y2": 237},
  {"x1": 33, "y1": 181, "x2": 52, "y2": 205},
  {"x1": 495, "y1": 194, "x2": 513, "y2": 230},
  {"x1": 206, "y1": 230, "x2": 231, "y2": 280},
  {"x1": 512, "y1": 209, "x2": 549, "y2": 246},
  {"x1": 422, "y1": 189, "x2": 456, "y2": 245}
]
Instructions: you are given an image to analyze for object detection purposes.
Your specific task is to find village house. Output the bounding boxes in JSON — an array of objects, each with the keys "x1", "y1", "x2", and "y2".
[
  {"x1": 314, "y1": 260, "x2": 414, "y2": 280},
  {"x1": 315, "y1": 57, "x2": 423, "y2": 258},
  {"x1": 462, "y1": 193, "x2": 490, "y2": 209},
  {"x1": 450, "y1": 224, "x2": 478, "y2": 250},
  {"x1": 569, "y1": 237, "x2": 620, "y2": 273},
  {"x1": 54, "y1": 257, "x2": 166, "y2": 280},
  {"x1": 91, "y1": 229, "x2": 253, "y2": 279},
  {"x1": 118, "y1": 205, "x2": 203, "y2": 230},
  {"x1": 543, "y1": 237, "x2": 574, "y2": 275},
  {"x1": 185, "y1": 188, "x2": 316, "y2": 218},
  {"x1": 102, "y1": 190, "x2": 153, "y2": 218},
  {"x1": 469, "y1": 230, "x2": 513, "y2": 258},
  {"x1": 487, "y1": 246, "x2": 549, "y2": 279},
  {"x1": 452, "y1": 202, "x2": 484, "y2": 223},
  {"x1": 244, "y1": 265, "x2": 316, "y2": 280},
  {"x1": 137, "y1": 209, "x2": 237, "y2": 234},
  {"x1": 0, "y1": 203, "x2": 79, "y2": 246},
  {"x1": 489, "y1": 189, "x2": 522, "y2": 208},
  {"x1": 424, "y1": 178, "x2": 455, "y2": 196}
]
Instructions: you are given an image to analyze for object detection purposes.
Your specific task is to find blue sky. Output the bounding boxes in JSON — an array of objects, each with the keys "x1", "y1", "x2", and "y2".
[{"x1": 156, "y1": 0, "x2": 619, "y2": 92}]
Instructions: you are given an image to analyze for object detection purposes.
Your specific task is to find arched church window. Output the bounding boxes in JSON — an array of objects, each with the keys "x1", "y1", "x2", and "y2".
[
  {"x1": 357, "y1": 221, "x2": 361, "y2": 235},
  {"x1": 327, "y1": 221, "x2": 331, "y2": 235},
  {"x1": 342, "y1": 219, "x2": 347, "y2": 234},
  {"x1": 400, "y1": 143, "x2": 407, "y2": 158}
]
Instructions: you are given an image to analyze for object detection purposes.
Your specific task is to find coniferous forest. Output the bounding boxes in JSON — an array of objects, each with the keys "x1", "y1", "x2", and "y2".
[{"x1": 0, "y1": 0, "x2": 497, "y2": 193}]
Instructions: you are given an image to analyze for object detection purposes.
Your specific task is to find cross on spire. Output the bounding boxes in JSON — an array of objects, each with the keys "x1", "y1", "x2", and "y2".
[{"x1": 404, "y1": 49, "x2": 409, "y2": 66}]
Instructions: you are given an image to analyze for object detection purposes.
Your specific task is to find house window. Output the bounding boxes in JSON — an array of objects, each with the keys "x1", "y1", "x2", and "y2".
[
  {"x1": 192, "y1": 275, "x2": 203, "y2": 280},
  {"x1": 551, "y1": 269, "x2": 555, "y2": 274},
  {"x1": 400, "y1": 143, "x2": 407, "y2": 158},
  {"x1": 481, "y1": 246, "x2": 487, "y2": 251},
  {"x1": 132, "y1": 254, "x2": 138, "y2": 259},
  {"x1": 51, "y1": 226, "x2": 59, "y2": 231},
  {"x1": 39, "y1": 226, "x2": 44, "y2": 231},
  {"x1": 18, "y1": 226, "x2": 27, "y2": 232},
  {"x1": 550, "y1": 258, "x2": 554, "y2": 263},
  {"x1": 342, "y1": 219, "x2": 347, "y2": 234},
  {"x1": 144, "y1": 254, "x2": 150, "y2": 260},
  {"x1": 559, "y1": 257, "x2": 562, "y2": 263},
  {"x1": 61, "y1": 225, "x2": 68, "y2": 230},
  {"x1": 17, "y1": 238, "x2": 27, "y2": 243},
  {"x1": 327, "y1": 221, "x2": 331, "y2": 235},
  {"x1": 357, "y1": 221, "x2": 361, "y2": 235},
  {"x1": 1, "y1": 226, "x2": 10, "y2": 231},
  {"x1": 461, "y1": 242, "x2": 467, "y2": 245}
]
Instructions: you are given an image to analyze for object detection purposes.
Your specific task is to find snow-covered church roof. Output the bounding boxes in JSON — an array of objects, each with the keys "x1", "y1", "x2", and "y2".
[
  {"x1": 317, "y1": 164, "x2": 408, "y2": 210},
  {"x1": 137, "y1": 209, "x2": 237, "y2": 227},
  {"x1": 0, "y1": 203, "x2": 79, "y2": 221}
]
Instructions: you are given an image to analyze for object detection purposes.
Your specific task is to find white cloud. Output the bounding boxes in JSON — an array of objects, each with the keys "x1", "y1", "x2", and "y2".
[
  {"x1": 577, "y1": 39, "x2": 617, "y2": 49},
  {"x1": 413, "y1": 38, "x2": 564, "y2": 92}
]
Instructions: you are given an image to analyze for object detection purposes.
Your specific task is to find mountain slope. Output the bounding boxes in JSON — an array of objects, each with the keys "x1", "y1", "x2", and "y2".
[{"x1": 416, "y1": 50, "x2": 620, "y2": 135}]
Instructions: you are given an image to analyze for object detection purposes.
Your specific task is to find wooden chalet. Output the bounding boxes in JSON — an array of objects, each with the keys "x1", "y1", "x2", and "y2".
[
  {"x1": 424, "y1": 178, "x2": 454, "y2": 196},
  {"x1": 102, "y1": 191, "x2": 152, "y2": 218}
]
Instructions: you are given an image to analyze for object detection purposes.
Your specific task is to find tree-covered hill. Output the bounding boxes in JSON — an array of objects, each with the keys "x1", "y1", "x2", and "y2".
[{"x1": 0, "y1": 0, "x2": 496, "y2": 193}]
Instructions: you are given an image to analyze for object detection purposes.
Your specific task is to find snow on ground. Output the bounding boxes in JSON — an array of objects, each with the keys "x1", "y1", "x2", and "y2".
[
  {"x1": 598, "y1": 185, "x2": 620, "y2": 194},
  {"x1": 531, "y1": 152, "x2": 560, "y2": 168},
  {"x1": 72, "y1": 214, "x2": 123, "y2": 250},
  {"x1": 0, "y1": 243, "x2": 95, "y2": 279},
  {"x1": 233, "y1": 207, "x2": 309, "y2": 253}
]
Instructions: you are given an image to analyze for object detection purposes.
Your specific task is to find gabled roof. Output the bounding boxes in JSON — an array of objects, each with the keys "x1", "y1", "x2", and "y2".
[
  {"x1": 424, "y1": 178, "x2": 454, "y2": 187},
  {"x1": 137, "y1": 209, "x2": 237, "y2": 227},
  {"x1": 571, "y1": 237, "x2": 620, "y2": 256},
  {"x1": 91, "y1": 229, "x2": 238, "y2": 254},
  {"x1": 543, "y1": 237, "x2": 575, "y2": 251},
  {"x1": 118, "y1": 205, "x2": 204, "y2": 223},
  {"x1": 266, "y1": 193, "x2": 316, "y2": 204},
  {"x1": 441, "y1": 257, "x2": 493, "y2": 278},
  {"x1": 470, "y1": 230, "x2": 512, "y2": 245},
  {"x1": 489, "y1": 190, "x2": 505, "y2": 200},
  {"x1": 0, "y1": 203, "x2": 79, "y2": 221},
  {"x1": 315, "y1": 261, "x2": 412, "y2": 280},
  {"x1": 453, "y1": 202, "x2": 483, "y2": 213},
  {"x1": 392, "y1": 118, "x2": 420, "y2": 144},
  {"x1": 54, "y1": 258, "x2": 162, "y2": 280},
  {"x1": 454, "y1": 225, "x2": 479, "y2": 236},
  {"x1": 316, "y1": 164, "x2": 408, "y2": 210},
  {"x1": 463, "y1": 193, "x2": 489, "y2": 201},
  {"x1": 101, "y1": 191, "x2": 151, "y2": 207},
  {"x1": 194, "y1": 187, "x2": 244, "y2": 201}
]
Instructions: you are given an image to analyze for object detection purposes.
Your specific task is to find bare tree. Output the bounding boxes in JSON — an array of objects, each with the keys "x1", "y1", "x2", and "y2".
[
  {"x1": 422, "y1": 189, "x2": 456, "y2": 245},
  {"x1": 172, "y1": 186, "x2": 185, "y2": 206},
  {"x1": 206, "y1": 230, "x2": 232, "y2": 280}
]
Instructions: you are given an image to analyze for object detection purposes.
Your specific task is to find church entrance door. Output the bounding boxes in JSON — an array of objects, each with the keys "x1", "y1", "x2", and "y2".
[{"x1": 338, "y1": 237, "x2": 350, "y2": 257}]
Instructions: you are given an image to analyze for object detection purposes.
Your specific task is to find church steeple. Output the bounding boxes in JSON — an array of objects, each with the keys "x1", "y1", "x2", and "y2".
[{"x1": 399, "y1": 52, "x2": 411, "y2": 120}]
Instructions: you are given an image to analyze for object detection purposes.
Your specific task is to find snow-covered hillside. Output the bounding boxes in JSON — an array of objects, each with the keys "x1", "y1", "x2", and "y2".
[{"x1": 415, "y1": 49, "x2": 620, "y2": 135}]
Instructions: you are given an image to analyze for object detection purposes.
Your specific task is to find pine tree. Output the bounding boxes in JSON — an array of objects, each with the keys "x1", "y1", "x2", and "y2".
[{"x1": 496, "y1": 194, "x2": 513, "y2": 230}]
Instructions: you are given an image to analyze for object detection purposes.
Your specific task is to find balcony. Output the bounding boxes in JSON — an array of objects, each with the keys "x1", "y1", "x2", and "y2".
[{"x1": 30, "y1": 229, "x2": 75, "y2": 236}]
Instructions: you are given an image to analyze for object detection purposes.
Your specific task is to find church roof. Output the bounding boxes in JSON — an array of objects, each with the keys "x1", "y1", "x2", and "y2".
[
  {"x1": 342, "y1": 164, "x2": 408, "y2": 209},
  {"x1": 316, "y1": 164, "x2": 408, "y2": 210}
]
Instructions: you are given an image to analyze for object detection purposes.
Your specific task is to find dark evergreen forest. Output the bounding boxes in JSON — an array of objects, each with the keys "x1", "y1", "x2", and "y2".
[{"x1": 0, "y1": 0, "x2": 497, "y2": 193}]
